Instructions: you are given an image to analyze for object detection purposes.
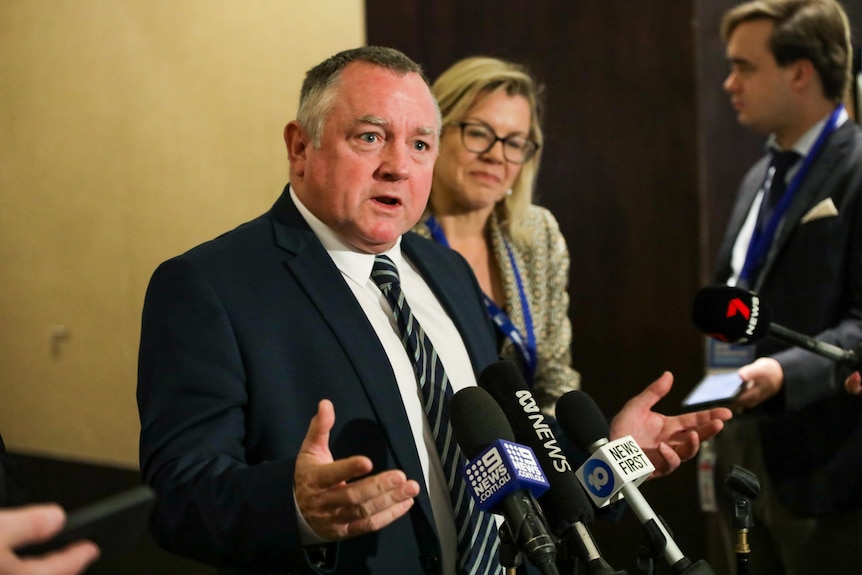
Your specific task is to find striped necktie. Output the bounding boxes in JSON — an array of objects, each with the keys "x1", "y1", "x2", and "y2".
[{"x1": 371, "y1": 255, "x2": 500, "y2": 575}]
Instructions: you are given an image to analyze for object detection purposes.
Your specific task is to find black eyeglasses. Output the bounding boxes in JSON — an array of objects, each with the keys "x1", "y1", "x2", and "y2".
[{"x1": 457, "y1": 122, "x2": 539, "y2": 164}]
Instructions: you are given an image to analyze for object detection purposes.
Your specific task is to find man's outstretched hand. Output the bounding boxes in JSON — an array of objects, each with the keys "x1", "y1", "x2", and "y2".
[
  {"x1": 609, "y1": 372, "x2": 733, "y2": 478},
  {"x1": 294, "y1": 400, "x2": 421, "y2": 541}
]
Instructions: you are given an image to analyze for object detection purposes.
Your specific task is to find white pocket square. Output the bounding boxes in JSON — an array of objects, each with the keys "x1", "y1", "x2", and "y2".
[{"x1": 801, "y1": 198, "x2": 838, "y2": 223}]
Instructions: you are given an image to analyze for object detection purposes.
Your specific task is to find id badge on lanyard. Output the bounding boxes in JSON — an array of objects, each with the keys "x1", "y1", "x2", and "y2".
[{"x1": 425, "y1": 216, "x2": 538, "y2": 384}]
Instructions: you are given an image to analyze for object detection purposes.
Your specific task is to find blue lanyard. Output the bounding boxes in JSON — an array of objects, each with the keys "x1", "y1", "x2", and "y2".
[
  {"x1": 425, "y1": 215, "x2": 538, "y2": 384},
  {"x1": 740, "y1": 105, "x2": 843, "y2": 284}
]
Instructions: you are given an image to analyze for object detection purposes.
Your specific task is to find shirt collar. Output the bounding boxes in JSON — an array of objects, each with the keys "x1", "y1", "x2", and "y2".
[
  {"x1": 289, "y1": 185, "x2": 404, "y2": 284},
  {"x1": 766, "y1": 106, "x2": 849, "y2": 156}
]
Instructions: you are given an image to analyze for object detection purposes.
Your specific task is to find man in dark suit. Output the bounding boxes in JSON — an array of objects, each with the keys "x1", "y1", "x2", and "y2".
[
  {"x1": 712, "y1": 1, "x2": 862, "y2": 573},
  {"x1": 137, "y1": 46, "x2": 731, "y2": 575}
]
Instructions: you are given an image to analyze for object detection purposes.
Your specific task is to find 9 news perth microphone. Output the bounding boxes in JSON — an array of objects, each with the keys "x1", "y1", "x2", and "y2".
[
  {"x1": 477, "y1": 361, "x2": 626, "y2": 575},
  {"x1": 556, "y1": 390, "x2": 717, "y2": 575},
  {"x1": 450, "y1": 385, "x2": 559, "y2": 575},
  {"x1": 692, "y1": 285, "x2": 861, "y2": 369}
]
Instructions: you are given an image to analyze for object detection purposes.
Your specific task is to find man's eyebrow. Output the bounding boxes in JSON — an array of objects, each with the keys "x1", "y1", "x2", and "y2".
[
  {"x1": 355, "y1": 116, "x2": 437, "y2": 137},
  {"x1": 356, "y1": 115, "x2": 387, "y2": 127}
]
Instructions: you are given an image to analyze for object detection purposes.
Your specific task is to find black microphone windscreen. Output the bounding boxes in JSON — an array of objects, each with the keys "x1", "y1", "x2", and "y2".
[
  {"x1": 478, "y1": 360, "x2": 595, "y2": 526},
  {"x1": 691, "y1": 285, "x2": 771, "y2": 344},
  {"x1": 555, "y1": 390, "x2": 609, "y2": 451},
  {"x1": 450, "y1": 386, "x2": 515, "y2": 459},
  {"x1": 477, "y1": 360, "x2": 549, "y2": 445}
]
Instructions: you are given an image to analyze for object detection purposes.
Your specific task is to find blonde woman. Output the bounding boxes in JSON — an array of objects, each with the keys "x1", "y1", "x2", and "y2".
[{"x1": 415, "y1": 56, "x2": 577, "y2": 414}]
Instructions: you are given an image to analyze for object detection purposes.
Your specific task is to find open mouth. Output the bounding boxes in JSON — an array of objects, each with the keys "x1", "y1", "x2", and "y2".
[{"x1": 374, "y1": 196, "x2": 400, "y2": 206}]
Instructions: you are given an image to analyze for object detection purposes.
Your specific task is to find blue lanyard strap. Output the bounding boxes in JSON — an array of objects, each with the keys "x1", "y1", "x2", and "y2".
[
  {"x1": 740, "y1": 105, "x2": 843, "y2": 284},
  {"x1": 425, "y1": 215, "x2": 538, "y2": 384}
]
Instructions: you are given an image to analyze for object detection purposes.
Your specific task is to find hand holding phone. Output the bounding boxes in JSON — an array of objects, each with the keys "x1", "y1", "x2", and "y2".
[{"x1": 15, "y1": 485, "x2": 155, "y2": 562}]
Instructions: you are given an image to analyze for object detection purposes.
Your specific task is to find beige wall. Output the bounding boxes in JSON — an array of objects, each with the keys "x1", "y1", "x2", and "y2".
[{"x1": 0, "y1": 0, "x2": 365, "y2": 468}]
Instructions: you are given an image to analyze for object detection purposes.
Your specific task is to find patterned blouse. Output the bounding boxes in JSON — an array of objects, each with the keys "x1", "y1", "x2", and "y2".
[{"x1": 413, "y1": 205, "x2": 580, "y2": 414}]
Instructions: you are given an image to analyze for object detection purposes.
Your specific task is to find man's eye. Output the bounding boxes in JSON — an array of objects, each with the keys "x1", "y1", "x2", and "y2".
[
  {"x1": 414, "y1": 140, "x2": 430, "y2": 152},
  {"x1": 359, "y1": 133, "x2": 380, "y2": 143}
]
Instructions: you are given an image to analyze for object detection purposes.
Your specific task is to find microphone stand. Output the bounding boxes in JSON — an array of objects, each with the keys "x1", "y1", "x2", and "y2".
[
  {"x1": 498, "y1": 521, "x2": 522, "y2": 575},
  {"x1": 725, "y1": 465, "x2": 760, "y2": 575},
  {"x1": 635, "y1": 519, "x2": 663, "y2": 575},
  {"x1": 498, "y1": 520, "x2": 560, "y2": 575},
  {"x1": 554, "y1": 522, "x2": 627, "y2": 575},
  {"x1": 635, "y1": 516, "x2": 718, "y2": 575}
]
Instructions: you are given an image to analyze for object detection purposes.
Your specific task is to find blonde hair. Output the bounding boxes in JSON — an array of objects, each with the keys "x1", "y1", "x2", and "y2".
[{"x1": 431, "y1": 56, "x2": 545, "y2": 243}]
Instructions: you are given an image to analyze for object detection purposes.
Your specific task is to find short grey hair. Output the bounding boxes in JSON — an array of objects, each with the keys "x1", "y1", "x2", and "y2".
[{"x1": 296, "y1": 46, "x2": 438, "y2": 147}]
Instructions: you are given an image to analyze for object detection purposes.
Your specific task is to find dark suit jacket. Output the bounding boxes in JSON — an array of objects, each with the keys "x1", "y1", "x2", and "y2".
[
  {"x1": 713, "y1": 120, "x2": 862, "y2": 516},
  {"x1": 137, "y1": 186, "x2": 500, "y2": 574}
]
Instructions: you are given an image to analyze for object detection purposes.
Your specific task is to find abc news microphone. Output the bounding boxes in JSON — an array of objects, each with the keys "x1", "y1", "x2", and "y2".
[
  {"x1": 692, "y1": 285, "x2": 861, "y2": 369},
  {"x1": 450, "y1": 385, "x2": 559, "y2": 575},
  {"x1": 477, "y1": 361, "x2": 626, "y2": 575},
  {"x1": 556, "y1": 390, "x2": 717, "y2": 575}
]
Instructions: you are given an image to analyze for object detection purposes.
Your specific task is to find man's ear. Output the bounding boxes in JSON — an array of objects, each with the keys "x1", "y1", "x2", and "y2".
[
  {"x1": 285, "y1": 121, "x2": 309, "y2": 176},
  {"x1": 790, "y1": 58, "x2": 818, "y2": 93}
]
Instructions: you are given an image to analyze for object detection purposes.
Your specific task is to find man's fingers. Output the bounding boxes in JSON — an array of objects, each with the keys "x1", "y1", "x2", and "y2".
[
  {"x1": 32, "y1": 540, "x2": 101, "y2": 575},
  {"x1": 627, "y1": 371, "x2": 674, "y2": 411},
  {"x1": 344, "y1": 494, "x2": 417, "y2": 537},
  {"x1": 0, "y1": 505, "x2": 65, "y2": 547},
  {"x1": 652, "y1": 442, "x2": 681, "y2": 477},
  {"x1": 306, "y1": 455, "x2": 375, "y2": 492},
  {"x1": 681, "y1": 407, "x2": 733, "y2": 429},
  {"x1": 331, "y1": 472, "x2": 419, "y2": 523},
  {"x1": 846, "y1": 371, "x2": 862, "y2": 394},
  {"x1": 300, "y1": 400, "x2": 336, "y2": 458},
  {"x1": 669, "y1": 415, "x2": 727, "y2": 445},
  {"x1": 673, "y1": 430, "x2": 700, "y2": 461},
  {"x1": 304, "y1": 471, "x2": 420, "y2": 540}
]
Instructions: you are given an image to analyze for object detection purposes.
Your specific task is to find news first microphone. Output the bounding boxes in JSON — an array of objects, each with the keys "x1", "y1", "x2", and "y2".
[
  {"x1": 450, "y1": 386, "x2": 559, "y2": 575},
  {"x1": 692, "y1": 285, "x2": 860, "y2": 369},
  {"x1": 578, "y1": 436, "x2": 655, "y2": 509},
  {"x1": 556, "y1": 390, "x2": 717, "y2": 575},
  {"x1": 478, "y1": 361, "x2": 627, "y2": 575}
]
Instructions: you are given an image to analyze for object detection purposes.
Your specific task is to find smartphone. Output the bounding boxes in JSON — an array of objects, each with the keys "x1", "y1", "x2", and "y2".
[
  {"x1": 681, "y1": 371, "x2": 745, "y2": 411},
  {"x1": 17, "y1": 485, "x2": 155, "y2": 561}
]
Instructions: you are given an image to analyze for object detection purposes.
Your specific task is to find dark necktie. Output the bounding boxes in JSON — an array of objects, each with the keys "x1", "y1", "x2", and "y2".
[
  {"x1": 744, "y1": 149, "x2": 801, "y2": 287},
  {"x1": 758, "y1": 149, "x2": 801, "y2": 231},
  {"x1": 371, "y1": 255, "x2": 500, "y2": 575}
]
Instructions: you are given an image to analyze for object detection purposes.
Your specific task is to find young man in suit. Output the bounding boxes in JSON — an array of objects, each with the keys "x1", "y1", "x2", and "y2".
[
  {"x1": 137, "y1": 46, "x2": 731, "y2": 574},
  {"x1": 712, "y1": 1, "x2": 862, "y2": 573}
]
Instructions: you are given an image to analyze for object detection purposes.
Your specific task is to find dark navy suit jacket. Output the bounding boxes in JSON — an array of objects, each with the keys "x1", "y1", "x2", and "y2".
[
  {"x1": 713, "y1": 120, "x2": 862, "y2": 516},
  {"x1": 138, "y1": 186, "x2": 500, "y2": 574}
]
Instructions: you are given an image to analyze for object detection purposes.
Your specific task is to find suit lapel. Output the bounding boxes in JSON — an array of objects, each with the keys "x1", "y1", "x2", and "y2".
[
  {"x1": 756, "y1": 122, "x2": 855, "y2": 289},
  {"x1": 268, "y1": 188, "x2": 436, "y2": 527},
  {"x1": 714, "y1": 156, "x2": 769, "y2": 283},
  {"x1": 402, "y1": 233, "x2": 496, "y2": 371}
]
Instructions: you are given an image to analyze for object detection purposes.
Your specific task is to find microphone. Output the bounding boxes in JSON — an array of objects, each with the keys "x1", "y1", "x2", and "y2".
[
  {"x1": 477, "y1": 360, "x2": 626, "y2": 575},
  {"x1": 450, "y1": 386, "x2": 559, "y2": 574},
  {"x1": 692, "y1": 285, "x2": 860, "y2": 368},
  {"x1": 556, "y1": 389, "x2": 717, "y2": 575}
]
